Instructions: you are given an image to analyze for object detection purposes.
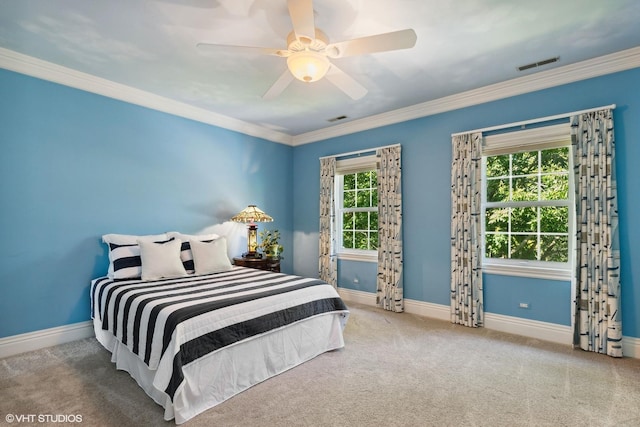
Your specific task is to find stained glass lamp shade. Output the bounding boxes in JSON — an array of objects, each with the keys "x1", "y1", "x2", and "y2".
[{"x1": 230, "y1": 205, "x2": 273, "y2": 257}]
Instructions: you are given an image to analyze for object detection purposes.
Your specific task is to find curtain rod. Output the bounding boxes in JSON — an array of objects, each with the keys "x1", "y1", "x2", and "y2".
[
  {"x1": 451, "y1": 104, "x2": 616, "y2": 137},
  {"x1": 319, "y1": 143, "x2": 400, "y2": 160}
]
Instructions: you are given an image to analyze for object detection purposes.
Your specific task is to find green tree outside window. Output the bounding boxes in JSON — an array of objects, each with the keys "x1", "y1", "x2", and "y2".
[
  {"x1": 484, "y1": 146, "x2": 570, "y2": 262},
  {"x1": 341, "y1": 170, "x2": 378, "y2": 251}
]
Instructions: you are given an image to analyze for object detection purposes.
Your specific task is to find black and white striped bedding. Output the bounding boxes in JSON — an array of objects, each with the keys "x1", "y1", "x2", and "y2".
[{"x1": 91, "y1": 266, "x2": 348, "y2": 400}]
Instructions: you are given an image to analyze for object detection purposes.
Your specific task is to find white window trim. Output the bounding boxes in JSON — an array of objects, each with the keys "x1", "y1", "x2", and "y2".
[
  {"x1": 483, "y1": 261, "x2": 573, "y2": 280},
  {"x1": 335, "y1": 155, "x2": 378, "y2": 262},
  {"x1": 338, "y1": 250, "x2": 378, "y2": 262},
  {"x1": 481, "y1": 123, "x2": 574, "y2": 279}
]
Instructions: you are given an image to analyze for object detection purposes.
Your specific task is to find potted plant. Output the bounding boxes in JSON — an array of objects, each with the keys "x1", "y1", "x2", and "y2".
[{"x1": 258, "y1": 229, "x2": 284, "y2": 259}]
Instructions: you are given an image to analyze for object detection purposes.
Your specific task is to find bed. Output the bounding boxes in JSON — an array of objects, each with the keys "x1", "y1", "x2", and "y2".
[{"x1": 91, "y1": 233, "x2": 349, "y2": 424}]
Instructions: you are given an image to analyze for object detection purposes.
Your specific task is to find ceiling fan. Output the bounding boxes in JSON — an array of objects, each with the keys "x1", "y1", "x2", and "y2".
[{"x1": 196, "y1": 0, "x2": 417, "y2": 100}]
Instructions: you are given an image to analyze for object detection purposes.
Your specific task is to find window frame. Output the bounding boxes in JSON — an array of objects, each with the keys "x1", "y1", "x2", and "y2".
[
  {"x1": 335, "y1": 155, "x2": 378, "y2": 262},
  {"x1": 481, "y1": 124, "x2": 574, "y2": 280}
]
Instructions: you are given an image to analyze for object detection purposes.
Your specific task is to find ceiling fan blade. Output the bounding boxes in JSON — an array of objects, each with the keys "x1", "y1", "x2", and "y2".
[
  {"x1": 263, "y1": 69, "x2": 295, "y2": 100},
  {"x1": 197, "y1": 42, "x2": 285, "y2": 57},
  {"x1": 287, "y1": 0, "x2": 315, "y2": 42},
  {"x1": 325, "y1": 29, "x2": 417, "y2": 58},
  {"x1": 325, "y1": 64, "x2": 367, "y2": 100}
]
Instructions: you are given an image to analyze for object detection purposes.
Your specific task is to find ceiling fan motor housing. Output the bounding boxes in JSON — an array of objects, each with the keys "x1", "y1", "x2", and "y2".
[{"x1": 286, "y1": 29, "x2": 329, "y2": 52}]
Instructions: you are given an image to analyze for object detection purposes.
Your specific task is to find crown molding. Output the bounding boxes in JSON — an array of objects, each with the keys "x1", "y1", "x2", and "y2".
[
  {"x1": 2, "y1": 46, "x2": 639, "y2": 147},
  {"x1": 291, "y1": 46, "x2": 640, "y2": 146},
  {"x1": 0, "y1": 47, "x2": 293, "y2": 145}
]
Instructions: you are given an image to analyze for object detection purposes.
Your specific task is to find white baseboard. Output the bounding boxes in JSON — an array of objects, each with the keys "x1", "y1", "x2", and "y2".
[
  {"x1": 337, "y1": 288, "x2": 639, "y2": 359},
  {"x1": 404, "y1": 298, "x2": 451, "y2": 321},
  {"x1": 0, "y1": 321, "x2": 94, "y2": 359},
  {"x1": 337, "y1": 288, "x2": 377, "y2": 306},
  {"x1": 622, "y1": 336, "x2": 640, "y2": 359},
  {"x1": 338, "y1": 288, "x2": 450, "y2": 321},
  {"x1": 3, "y1": 295, "x2": 638, "y2": 360},
  {"x1": 483, "y1": 312, "x2": 572, "y2": 346}
]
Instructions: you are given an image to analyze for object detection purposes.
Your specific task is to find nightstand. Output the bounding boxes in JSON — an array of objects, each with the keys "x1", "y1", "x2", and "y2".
[{"x1": 233, "y1": 256, "x2": 280, "y2": 273}]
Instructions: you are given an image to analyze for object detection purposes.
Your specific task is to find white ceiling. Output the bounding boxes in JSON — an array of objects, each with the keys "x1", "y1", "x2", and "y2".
[{"x1": 1, "y1": 0, "x2": 640, "y2": 141}]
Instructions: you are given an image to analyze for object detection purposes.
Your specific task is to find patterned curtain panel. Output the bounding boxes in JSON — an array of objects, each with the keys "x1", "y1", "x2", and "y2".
[
  {"x1": 571, "y1": 109, "x2": 622, "y2": 357},
  {"x1": 376, "y1": 146, "x2": 404, "y2": 312},
  {"x1": 319, "y1": 157, "x2": 337, "y2": 287},
  {"x1": 450, "y1": 133, "x2": 484, "y2": 327}
]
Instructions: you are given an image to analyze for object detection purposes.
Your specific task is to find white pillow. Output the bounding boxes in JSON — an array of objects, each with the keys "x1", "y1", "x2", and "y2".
[
  {"x1": 102, "y1": 233, "x2": 169, "y2": 279},
  {"x1": 166, "y1": 231, "x2": 221, "y2": 273},
  {"x1": 138, "y1": 238, "x2": 188, "y2": 281},
  {"x1": 190, "y1": 237, "x2": 233, "y2": 275}
]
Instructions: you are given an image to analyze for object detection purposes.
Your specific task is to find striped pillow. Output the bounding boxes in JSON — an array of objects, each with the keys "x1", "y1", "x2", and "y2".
[{"x1": 102, "y1": 233, "x2": 169, "y2": 279}]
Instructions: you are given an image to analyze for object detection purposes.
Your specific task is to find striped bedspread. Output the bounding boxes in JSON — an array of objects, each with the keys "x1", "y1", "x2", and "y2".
[{"x1": 91, "y1": 266, "x2": 349, "y2": 399}]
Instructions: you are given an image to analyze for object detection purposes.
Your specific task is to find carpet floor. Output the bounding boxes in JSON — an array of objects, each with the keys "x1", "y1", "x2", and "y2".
[{"x1": 1, "y1": 302, "x2": 639, "y2": 427}]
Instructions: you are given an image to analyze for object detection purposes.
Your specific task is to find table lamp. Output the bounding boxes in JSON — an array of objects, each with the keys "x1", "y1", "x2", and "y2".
[{"x1": 230, "y1": 205, "x2": 273, "y2": 258}]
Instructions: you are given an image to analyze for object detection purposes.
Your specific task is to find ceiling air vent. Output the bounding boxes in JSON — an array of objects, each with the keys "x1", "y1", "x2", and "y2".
[
  {"x1": 327, "y1": 115, "x2": 348, "y2": 123},
  {"x1": 517, "y1": 56, "x2": 559, "y2": 72}
]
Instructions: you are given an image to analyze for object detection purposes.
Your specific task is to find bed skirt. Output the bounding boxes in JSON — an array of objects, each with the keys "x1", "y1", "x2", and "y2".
[{"x1": 93, "y1": 313, "x2": 346, "y2": 424}]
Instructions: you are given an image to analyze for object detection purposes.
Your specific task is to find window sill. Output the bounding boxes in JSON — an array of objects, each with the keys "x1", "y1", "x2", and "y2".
[
  {"x1": 483, "y1": 263, "x2": 572, "y2": 281},
  {"x1": 337, "y1": 252, "x2": 377, "y2": 263}
]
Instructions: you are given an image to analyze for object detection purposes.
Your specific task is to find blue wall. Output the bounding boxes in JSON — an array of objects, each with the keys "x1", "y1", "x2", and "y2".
[
  {"x1": 1, "y1": 65, "x2": 638, "y2": 341},
  {"x1": 0, "y1": 69, "x2": 293, "y2": 338},
  {"x1": 292, "y1": 68, "x2": 640, "y2": 338}
]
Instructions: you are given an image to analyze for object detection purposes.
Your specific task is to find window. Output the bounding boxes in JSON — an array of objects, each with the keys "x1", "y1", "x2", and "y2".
[
  {"x1": 481, "y1": 124, "x2": 573, "y2": 279},
  {"x1": 335, "y1": 155, "x2": 378, "y2": 261}
]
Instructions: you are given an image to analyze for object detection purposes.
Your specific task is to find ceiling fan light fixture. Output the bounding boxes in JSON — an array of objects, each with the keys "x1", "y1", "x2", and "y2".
[{"x1": 287, "y1": 50, "x2": 330, "y2": 82}]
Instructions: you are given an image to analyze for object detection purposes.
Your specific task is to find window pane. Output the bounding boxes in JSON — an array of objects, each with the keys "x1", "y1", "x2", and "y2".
[
  {"x1": 338, "y1": 167, "x2": 378, "y2": 254},
  {"x1": 541, "y1": 174, "x2": 569, "y2": 200},
  {"x1": 343, "y1": 212, "x2": 354, "y2": 228},
  {"x1": 511, "y1": 207, "x2": 537, "y2": 232},
  {"x1": 370, "y1": 232, "x2": 378, "y2": 250},
  {"x1": 483, "y1": 146, "x2": 571, "y2": 265},
  {"x1": 485, "y1": 207, "x2": 509, "y2": 232},
  {"x1": 357, "y1": 189, "x2": 372, "y2": 207},
  {"x1": 540, "y1": 207, "x2": 568, "y2": 233},
  {"x1": 486, "y1": 155, "x2": 509, "y2": 178},
  {"x1": 510, "y1": 234, "x2": 537, "y2": 260},
  {"x1": 343, "y1": 174, "x2": 355, "y2": 190},
  {"x1": 541, "y1": 147, "x2": 569, "y2": 172},
  {"x1": 370, "y1": 211, "x2": 378, "y2": 230},
  {"x1": 485, "y1": 233, "x2": 508, "y2": 259},
  {"x1": 512, "y1": 151, "x2": 538, "y2": 176},
  {"x1": 344, "y1": 190, "x2": 355, "y2": 208},
  {"x1": 354, "y1": 212, "x2": 369, "y2": 230},
  {"x1": 356, "y1": 172, "x2": 371, "y2": 189},
  {"x1": 487, "y1": 178, "x2": 510, "y2": 202},
  {"x1": 354, "y1": 231, "x2": 368, "y2": 250},
  {"x1": 512, "y1": 176, "x2": 538, "y2": 201},
  {"x1": 343, "y1": 231, "x2": 354, "y2": 249},
  {"x1": 540, "y1": 235, "x2": 569, "y2": 262}
]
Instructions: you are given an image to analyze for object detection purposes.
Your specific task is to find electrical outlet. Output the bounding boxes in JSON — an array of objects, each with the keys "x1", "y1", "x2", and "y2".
[
  {"x1": 519, "y1": 302, "x2": 529, "y2": 309},
  {"x1": 353, "y1": 278, "x2": 359, "y2": 284}
]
